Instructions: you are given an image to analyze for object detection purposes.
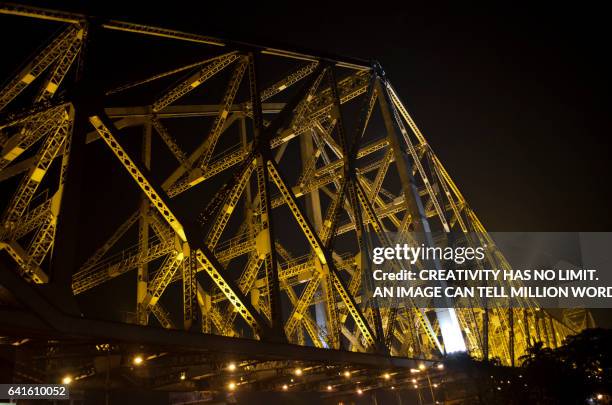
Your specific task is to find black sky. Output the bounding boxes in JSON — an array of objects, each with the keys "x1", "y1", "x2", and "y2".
[{"x1": 10, "y1": 1, "x2": 612, "y2": 231}]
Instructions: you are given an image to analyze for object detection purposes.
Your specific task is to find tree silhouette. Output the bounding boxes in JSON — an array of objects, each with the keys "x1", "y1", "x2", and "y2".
[
  {"x1": 518, "y1": 328, "x2": 610, "y2": 404},
  {"x1": 440, "y1": 328, "x2": 611, "y2": 404}
]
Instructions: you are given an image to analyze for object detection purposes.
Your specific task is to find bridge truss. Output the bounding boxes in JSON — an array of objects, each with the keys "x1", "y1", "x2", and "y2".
[{"x1": 0, "y1": 3, "x2": 585, "y2": 394}]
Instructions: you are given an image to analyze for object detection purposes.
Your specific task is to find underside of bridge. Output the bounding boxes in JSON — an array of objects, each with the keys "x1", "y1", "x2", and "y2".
[{"x1": 0, "y1": 3, "x2": 589, "y2": 400}]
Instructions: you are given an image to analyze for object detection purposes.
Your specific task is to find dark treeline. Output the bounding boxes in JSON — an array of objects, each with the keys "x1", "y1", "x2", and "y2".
[{"x1": 443, "y1": 328, "x2": 611, "y2": 404}]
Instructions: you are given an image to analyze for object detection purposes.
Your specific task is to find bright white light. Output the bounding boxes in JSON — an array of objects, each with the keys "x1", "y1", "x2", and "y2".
[
  {"x1": 133, "y1": 356, "x2": 144, "y2": 366},
  {"x1": 227, "y1": 362, "x2": 237, "y2": 372},
  {"x1": 356, "y1": 388, "x2": 363, "y2": 395},
  {"x1": 62, "y1": 376, "x2": 72, "y2": 385},
  {"x1": 294, "y1": 368, "x2": 303, "y2": 376},
  {"x1": 327, "y1": 385, "x2": 332, "y2": 391},
  {"x1": 437, "y1": 363, "x2": 444, "y2": 370},
  {"x1": 228, "y1": 381, "x2": 236, "y2": 391},
  {"x1": 383, "y1": 373, "x2": 391, "y2": 380},
  {"x1": 436, "y1": 308, "x2": 467, "y2": 353},
  {"x1": 343, "y1": 370, "x2": 351, "y2": 378},
  {"x1": 282, "y1": 384, "x2": 288, "y2": 391}
]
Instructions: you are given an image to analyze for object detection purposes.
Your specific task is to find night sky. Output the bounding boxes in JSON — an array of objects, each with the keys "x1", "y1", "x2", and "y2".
[{"x1": 13, "y1": 1, "x2": 609, "y2": 232}]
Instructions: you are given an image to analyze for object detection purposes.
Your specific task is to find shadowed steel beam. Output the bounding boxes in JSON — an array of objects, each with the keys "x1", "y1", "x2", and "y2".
[
  {"x1": 0, "y1": 257, "x2": 418, "y2": 368},
  {"x1": 0, "y1": 4, "x2": 370, "y2": 68}
]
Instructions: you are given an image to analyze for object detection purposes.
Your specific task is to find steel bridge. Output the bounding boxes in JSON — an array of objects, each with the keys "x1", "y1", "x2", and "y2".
[{"x1": 0, "y1": 3, "x2": 589, "y2": 399}]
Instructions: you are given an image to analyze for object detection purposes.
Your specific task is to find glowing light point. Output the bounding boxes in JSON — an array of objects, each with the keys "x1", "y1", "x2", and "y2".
[
  {"x1": 62, "y1": 375, "x2": 72, "y2": 385},
  {"x1": 133, "y1": 356, "x2": 144, "y2": 366}
]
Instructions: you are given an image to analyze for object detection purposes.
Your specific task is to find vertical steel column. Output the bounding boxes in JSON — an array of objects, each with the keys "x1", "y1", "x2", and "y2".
[
  {"x1": 300, "y1": 128, "x2": 329, "y2": 346},
  {"x1": 183, "y1": 248, "x2": 195, "y2": 330},
  {"x1": 542, "y1": 313, "x2": 551, "y2": 348},
  {"x1": 534, "y1": 310, "x2": 542, "y2": 344},
  {"x1": 483, "y1": 308, "x2": 489, "y2": 360},
  {"x1": 329, "y1": 67, "x2": 385, "y2": 352},
  {"x1": 247, "y1": 51, "x2": 284, "y2": 340},
  {"x1": 524, "y1": 309, "x2": 531, "y2": 347},
  {"x1": 240, "y1": 117, "x2": 253, "y2": 209},
  {"x1": 375, "y1": 77, "x2": 465, "y2": 354},
  {"x1": 136, "y1": 120, "x2": 151, "y2": 325},
  {"x1": 549, "y1": 316, "x2": 558, "y2": 348}
]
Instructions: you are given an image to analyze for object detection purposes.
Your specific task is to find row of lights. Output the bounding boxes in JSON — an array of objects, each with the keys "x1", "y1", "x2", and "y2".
[
  {"x1": 227, "y1": 367, "x2": 299, "y2": 392},
  {"x1": 61, "y1": 354, "x2": 150, "y2": 385},
  {"x1": 62, "y1": 359, "x2": 445, "y2": 392},
  {"x1": 275, "y1": 383, "x2": 338, "y2": 393},
  {"x1": 223, "y1": 362, "x2": 446, "y2": 394}
]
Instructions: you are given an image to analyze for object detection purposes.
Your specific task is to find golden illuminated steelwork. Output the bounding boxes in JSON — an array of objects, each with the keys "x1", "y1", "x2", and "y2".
[{"x1": 0, "y1": 3, "x2": 585, "y2": 369}]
